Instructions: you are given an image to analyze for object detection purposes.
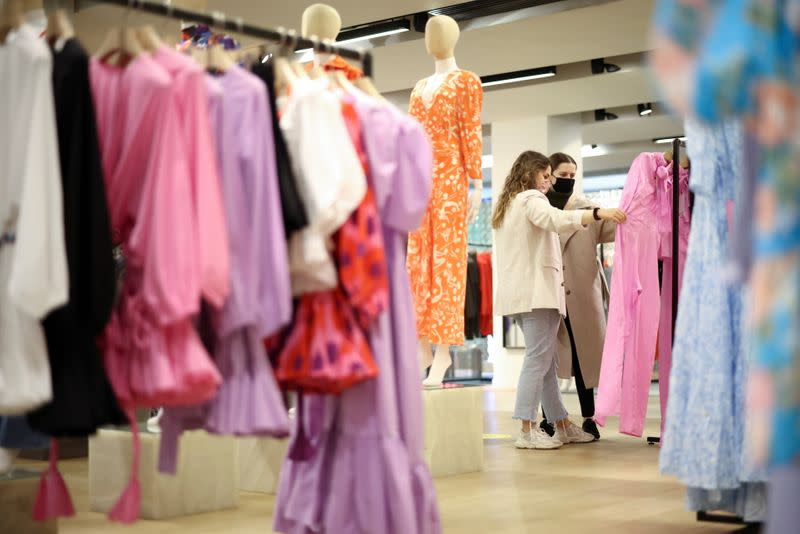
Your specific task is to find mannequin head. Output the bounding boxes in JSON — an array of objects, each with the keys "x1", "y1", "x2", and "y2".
[
  {"x1": 425, "y1": 15, "x2": 459, "y2": 60},
  {"x1": 301, "y1": 3, "x2": 341, "y2": 40}
]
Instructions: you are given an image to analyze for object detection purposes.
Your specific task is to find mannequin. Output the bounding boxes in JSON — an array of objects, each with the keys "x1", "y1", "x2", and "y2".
[
  {"x1": 301, "y1": 4, "x2": 340, "y2": 67},
  {"x1": 407, "y1": 15, "x2": 484, "y2": 386}
]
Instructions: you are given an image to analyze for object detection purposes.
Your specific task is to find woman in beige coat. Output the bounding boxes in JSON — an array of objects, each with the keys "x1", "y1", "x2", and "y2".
[
  {"x1": 540, "y1": 153, "x2": 617, "y2": 441},
  {"x1": 493, "y1": 151, "x2": 625, "y2": 450}
]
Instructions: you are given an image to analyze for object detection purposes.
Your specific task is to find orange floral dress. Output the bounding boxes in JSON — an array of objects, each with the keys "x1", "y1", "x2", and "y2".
[{"x1": 407, "y1": 70, "x2": 483, "y2": 346}]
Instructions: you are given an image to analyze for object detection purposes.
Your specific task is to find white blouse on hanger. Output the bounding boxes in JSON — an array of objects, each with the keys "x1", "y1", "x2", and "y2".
[
  {"x1": 279, "y1": 77, "x2": 366, "y2": 295},
  {"x1": 0, "y1": 24, "x2": 69, "y2": 414}
]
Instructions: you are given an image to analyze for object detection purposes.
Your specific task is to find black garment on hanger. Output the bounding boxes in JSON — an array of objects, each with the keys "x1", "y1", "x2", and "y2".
[
  {"x1": 28, "y1": 39, "x2": 126, "y2": 436},
  {"x1": 251, "y1": 61, "x2": 309, "y2": 237},
  {"x1": 464, "y1": 252, "x2": 481, "y2": 340}
]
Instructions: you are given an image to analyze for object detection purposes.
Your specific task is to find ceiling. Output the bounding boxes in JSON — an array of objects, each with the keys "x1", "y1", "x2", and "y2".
[{"x1": 71, "y1": 0, "x2": 677, "y2": 176}]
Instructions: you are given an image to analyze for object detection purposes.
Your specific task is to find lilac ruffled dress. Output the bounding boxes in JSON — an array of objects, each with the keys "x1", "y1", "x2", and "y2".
[
  {"x1": 159, "y1": 65, "x2": 291, "y2": 473},
  {"x1": 273, "y1": 91, "x2": 440, "y2": 534}
]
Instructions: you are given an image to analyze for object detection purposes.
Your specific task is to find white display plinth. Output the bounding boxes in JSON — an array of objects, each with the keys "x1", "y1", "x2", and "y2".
[
  {"x1": 0, "y1": 469, "x2": 57, "y2": 534},
  {"x1": 423, "y1": 385, "x2": 484, "y2": 478},
  {"x1": 238, "y1": 385, "x2": 485, "y2": 494},
  {"x1": 237, "y1": 437, "x2": 288, "y2": 494},
  {"x1": 89, "y1": 428, "x2": 238, "y2": 519}
]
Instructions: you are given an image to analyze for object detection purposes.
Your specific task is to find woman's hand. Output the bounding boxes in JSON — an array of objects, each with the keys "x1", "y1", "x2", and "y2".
[{"x1": 597, "y1": 208, "x2": 627, "y2": 223}]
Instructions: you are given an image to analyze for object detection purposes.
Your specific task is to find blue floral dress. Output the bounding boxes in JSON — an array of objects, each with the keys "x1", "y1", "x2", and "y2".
[{"x1": 654, "y1": 0, "x2": 800, "y2": 470}]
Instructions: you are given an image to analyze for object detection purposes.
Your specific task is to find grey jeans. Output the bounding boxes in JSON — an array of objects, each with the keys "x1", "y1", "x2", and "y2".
[{"x1": 513, "y1": 309, "x2": 568, "y2": 424}]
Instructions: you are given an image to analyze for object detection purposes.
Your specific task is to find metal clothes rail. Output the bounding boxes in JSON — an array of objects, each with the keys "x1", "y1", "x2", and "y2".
[{"x1": 89, "y1": 0, "x2": 374, "y2": 76}]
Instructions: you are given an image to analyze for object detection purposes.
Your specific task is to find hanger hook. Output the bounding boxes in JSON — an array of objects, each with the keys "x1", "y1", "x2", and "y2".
[
  {"x1": 211, "y1": 10, "x2": 226, "y2": 31},
  {"x1": 287, "y1": 28, "x2": 298, "y2": 51},
  {"x1": 234, "y1": 16, "x2": 244, "y2": 35}
]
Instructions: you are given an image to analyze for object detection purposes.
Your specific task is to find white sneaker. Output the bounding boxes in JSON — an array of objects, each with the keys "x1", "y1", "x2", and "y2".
[
  {"x1": 554, "y1": 419, "x2": 595, "y2": 444},
  {"x1": 0, "y1": 448, "x2": 20, "y2": 475},
  {"x1": 146, "y1": 407, "x2": 163, "y2": 434},
  {"x1": 515, "y1": 428, "x2": 563, "y2": 450}
]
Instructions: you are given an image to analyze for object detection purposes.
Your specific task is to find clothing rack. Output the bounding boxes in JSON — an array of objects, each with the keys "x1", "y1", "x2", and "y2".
[
  {"x1": 88, "y1": 0, "x2": 374, "y2": 77},
  {"x1": 647, "y1": 138, "x2": 686, "y2": 447}
]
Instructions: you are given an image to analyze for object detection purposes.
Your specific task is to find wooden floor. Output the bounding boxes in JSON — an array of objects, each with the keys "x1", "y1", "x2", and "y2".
[{"x1": 18, "y1": 389, "x2": 748, "y2": 533}]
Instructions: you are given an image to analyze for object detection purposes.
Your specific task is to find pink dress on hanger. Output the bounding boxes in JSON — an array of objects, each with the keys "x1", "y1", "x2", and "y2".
[
  {"x1": 595, "y1": 152, "x2": 690, "y2": 438},
  {"x1": 90, "y1": 50, "x2": 228, "y2": 522}
]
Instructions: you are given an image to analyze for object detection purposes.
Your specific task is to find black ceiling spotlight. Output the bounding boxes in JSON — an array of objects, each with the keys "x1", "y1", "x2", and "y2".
[
  {"x1": 594, "y1": 109, "x2": 619, "y2": 121},
  {"x1": 638, "y1": 103, "x2": 653, "y2": 116},
  {"x1": 591, "y1": 58, "x2": 621, "y2": 74}
]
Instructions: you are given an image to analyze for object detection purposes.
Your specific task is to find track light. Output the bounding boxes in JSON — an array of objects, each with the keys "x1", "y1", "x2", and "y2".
[
  {"x1": 295, "y1": 19, "x2": 411, "y2": 55},
  {"x1": 337, "y1": 19, "x2": 411, "y2": 45},
  {"x1": 653, "y1": 136, "x2": 687, "y2": 144},
  {"x1": 638, "y1": 103, "x2": 653, "y2": 116},
  {"x1": 591, "y1": 58, "x2": 621, "y2": 74},
  {"x1": 594, "y1": 109, "x2": 618, "y2": 121},
  {"x1": 480, "y1": 66, "x2": 557, "y2": 88}
]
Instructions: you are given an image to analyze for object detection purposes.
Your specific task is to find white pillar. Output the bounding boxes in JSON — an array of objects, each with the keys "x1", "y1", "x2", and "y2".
[
  {"x1": 547, "y1": 114, "x2": 584, "y2": 192},
  {"x1": 488, "y1": 115, "x2": 582, "y2": 389}
]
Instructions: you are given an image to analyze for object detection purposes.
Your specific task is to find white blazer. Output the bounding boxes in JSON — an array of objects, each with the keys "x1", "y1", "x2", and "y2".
[{"x1": 494, "y1": 190, "x2": 585, "y2": 317}]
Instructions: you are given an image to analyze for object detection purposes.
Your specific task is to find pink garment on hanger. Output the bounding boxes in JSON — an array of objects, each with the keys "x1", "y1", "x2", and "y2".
[
  {"x1": 90, "y1": 52, "x2": 227, "y2": 522},
  {"x1": 655, "y1": 164, "x2": 691, "y2": 436},
  {"x1": 596, "y1": 152, "x2": 690, "y2": 438}
]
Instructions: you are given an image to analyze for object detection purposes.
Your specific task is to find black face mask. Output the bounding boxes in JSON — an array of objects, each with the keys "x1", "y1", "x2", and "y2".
[{"x1": 546, "y1": 178, "x2": 575, "y2": 209}]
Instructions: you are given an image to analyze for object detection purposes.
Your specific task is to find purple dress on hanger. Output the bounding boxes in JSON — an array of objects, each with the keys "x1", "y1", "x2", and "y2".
[
  {"x1": 159, "y1": 65, "x2": 291, "y2": 473},
  {"x1": 273, "y1": 93, "x2": 439, "y2": 534}
]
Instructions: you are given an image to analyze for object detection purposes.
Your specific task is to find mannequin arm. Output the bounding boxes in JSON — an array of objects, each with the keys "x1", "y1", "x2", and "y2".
[{"x1": 468, "y1": 178, "x2": 482, "y2": 223}]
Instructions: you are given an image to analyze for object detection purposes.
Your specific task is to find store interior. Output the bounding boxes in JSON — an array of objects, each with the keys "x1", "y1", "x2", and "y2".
[{"x1": 1, "y1": 0, "x2": 797, "y2": 533}]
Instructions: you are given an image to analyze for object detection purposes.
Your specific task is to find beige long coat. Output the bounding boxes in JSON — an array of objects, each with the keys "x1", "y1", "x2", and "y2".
[{"x1": 555, "y1": 195, "x2": 616, "y2": 388}]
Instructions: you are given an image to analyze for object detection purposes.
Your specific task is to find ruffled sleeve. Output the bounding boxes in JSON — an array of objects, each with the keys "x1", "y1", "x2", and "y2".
[{"x1": 383, "y1": 116, "x2": 433, "y2": 233}]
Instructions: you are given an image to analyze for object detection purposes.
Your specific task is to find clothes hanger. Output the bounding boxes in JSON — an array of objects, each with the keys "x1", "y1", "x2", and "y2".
[
  {"x1": 45, "y1": 8, "x2": 74, "y2": 45},
  {"x1": 0, "y1": 0, "x2": 23, "y2": 43},
  {"x1": 136, "y1": 25, "x2": 164, "y2": 52},
  {"x1": 207, "y1": 43, "x2": 236, "y2": 72},
  {"x1": 95, "y1": 0, "x2": 143, "y2": 65},
  {"x1": 307, "y1": 36, "x2": 327, "y2": 80},
  {"x1": 352, "y1": 50, "x2": 385, "y2": 101},
  {"x1": 290, "y1": 31, "x2": 310, "y2": 80},
  {"x1": 273, "y1": 28, "x2": 300, "y2": 95}
]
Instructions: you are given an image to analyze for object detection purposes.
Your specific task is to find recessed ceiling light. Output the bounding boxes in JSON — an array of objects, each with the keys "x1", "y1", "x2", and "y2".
[{"x1": 638, "y1": 103, "x2": 653, "y2": 116}]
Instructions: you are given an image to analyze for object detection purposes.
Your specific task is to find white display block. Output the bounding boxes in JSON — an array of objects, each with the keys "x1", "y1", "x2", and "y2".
[
  {"x1": 237, "y1": 437, "x2": 288, "y2": 494},
  {"x1": 238, "y1": 386, "x2": 485, "y2": 494},
  {"x1": 0, "y1": 469, "x2": 57, "y2": 534},
  {"x1": 89, "y1": 428, "x2": 238, "y2": 519},
  {"x1": 422, "y1": 385, "x2": 484, "y2": 478}
]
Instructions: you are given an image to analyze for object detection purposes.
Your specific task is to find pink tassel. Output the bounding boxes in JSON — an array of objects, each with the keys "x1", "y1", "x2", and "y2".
[
  {"x1": 32, "y1": 438, "x2": 75, "y2": 521},
  {"x1": 107, "y1": 407, "x2": 141, "y2": 523}
]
